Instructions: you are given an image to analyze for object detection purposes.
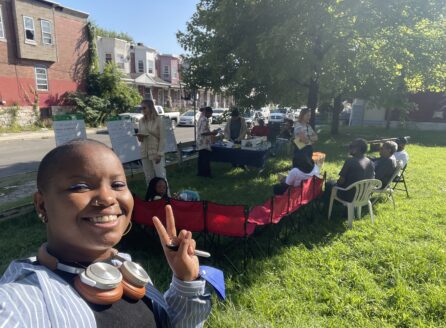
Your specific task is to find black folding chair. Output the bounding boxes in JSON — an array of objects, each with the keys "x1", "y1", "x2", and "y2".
[{"x1": 392, "y1": 164, "x2": 409, "y2": 198}]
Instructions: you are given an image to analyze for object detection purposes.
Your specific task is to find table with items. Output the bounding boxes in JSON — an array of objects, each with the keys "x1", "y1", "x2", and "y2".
[{"x1": 210, "y1": 138, "x2": 271, "y2": 168}]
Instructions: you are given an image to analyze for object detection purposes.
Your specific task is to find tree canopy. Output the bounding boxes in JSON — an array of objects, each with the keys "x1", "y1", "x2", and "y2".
[{"x1": 178, "y1": 0, "x2": 446, "y2": 130}]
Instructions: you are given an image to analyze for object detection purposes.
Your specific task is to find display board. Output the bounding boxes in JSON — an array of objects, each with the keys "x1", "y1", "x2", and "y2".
[
  {"x1": 163, "y1": 117, "x2": 178, "y2": 153},
  {"x1": 53, "y1": 114, "x2": 87, "y2": 146},
  {"x1": 106, "y1": 117, "x2": 141, "y2": 164}
]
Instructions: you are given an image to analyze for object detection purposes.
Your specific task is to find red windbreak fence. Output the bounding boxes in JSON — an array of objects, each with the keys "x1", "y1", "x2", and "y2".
[
  {"x1": 170, "y1": 199, "x2": 205, "y2": 232},
  {"x1": 206, "y1": 202, "x2": 255, "y2": 237},
  {"x1": 132, "y1": 175, "x2": 325, "y2": 234}
]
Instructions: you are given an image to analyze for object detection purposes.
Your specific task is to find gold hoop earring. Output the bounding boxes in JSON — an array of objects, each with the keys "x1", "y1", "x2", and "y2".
[
  {"x1": 38, "y1": 213, "x2": 48, "y2": 224},
  {"x1": 122, "y1": 221, "x2": 132, "y2": 236}
]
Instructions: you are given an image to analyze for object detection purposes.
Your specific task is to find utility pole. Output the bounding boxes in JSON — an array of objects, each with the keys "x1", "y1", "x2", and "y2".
[{"x1": 193, "y1": 89, "x2": 197, "y2": 146}]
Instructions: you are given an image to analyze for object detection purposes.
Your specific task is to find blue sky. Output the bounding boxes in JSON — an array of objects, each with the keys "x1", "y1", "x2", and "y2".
[{"x1": 58, "y1": 0, "x2": 199, "y2": 55}]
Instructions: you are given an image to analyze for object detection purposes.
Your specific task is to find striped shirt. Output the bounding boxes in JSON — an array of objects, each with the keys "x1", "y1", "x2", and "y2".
[{"x1": 0, "y1": 255, "x2": 211, "y2": 328}]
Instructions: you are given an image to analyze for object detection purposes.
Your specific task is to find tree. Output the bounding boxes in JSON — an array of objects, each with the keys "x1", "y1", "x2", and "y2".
[
  {"x1": 94, "y1": 24, "x2": 134, "y2": 42},
  {"x1": 178, "y1": 0, "x2": 446, "y2": 132},
  {"x1": 65, "y1": 64, "x2": 141, "y2": 126}
]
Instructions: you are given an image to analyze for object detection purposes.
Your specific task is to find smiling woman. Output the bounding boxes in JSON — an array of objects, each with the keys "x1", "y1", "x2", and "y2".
[{"x1": 0, "y1": 139, "x2": 215, "y2": 327}]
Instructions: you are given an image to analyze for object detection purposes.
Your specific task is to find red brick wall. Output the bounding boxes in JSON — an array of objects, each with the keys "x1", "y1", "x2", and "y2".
[{"x1": 0, "y1": 0, "x2": 88, "y2": 108}]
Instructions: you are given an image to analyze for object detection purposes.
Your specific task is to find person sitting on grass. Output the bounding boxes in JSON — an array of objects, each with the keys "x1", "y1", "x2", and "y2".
[
  {"x1": 0, "y1": 139, "x2": 219, "y2": 327},
  {"x1": 250, "y1": 119, "x2": 269, "y2": 137},
  {"x1": 145, "y1": 176, "x2": 169, "y2": 201},
  {"x1": 372, "y1": 140, "x2": 398, "y2": 189},
  {"x1": 394, "y1": 137, "x2": 409, "y2": 168},
  {"x1": 273, "y1": 155, "x2": 320, "y2": 195}
]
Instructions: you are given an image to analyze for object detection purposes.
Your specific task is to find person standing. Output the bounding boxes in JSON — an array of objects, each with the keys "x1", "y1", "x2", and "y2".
[
  {"x1": 293, "y1": 108, "x2": 318, "y2": 160},
  {"x1": 137, "y1": 99, "x2": 166, "y2": 184},
  {"x1": 197, "y1": 107, "x2": 217, "y2": 177},
  {"x1": 224, "y1": 108, "x2": 247, "y2": 143}
]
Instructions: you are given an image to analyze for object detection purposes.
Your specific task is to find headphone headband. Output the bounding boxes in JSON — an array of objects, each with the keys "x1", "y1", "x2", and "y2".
[{"x1": 36, "y1": 243, "x2": 148, "y2": 304}]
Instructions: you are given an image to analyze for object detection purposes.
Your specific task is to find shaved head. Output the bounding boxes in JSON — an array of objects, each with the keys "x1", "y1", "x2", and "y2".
[{"x1": 36, "y1": 139, "x2": 115, "y2": 192}]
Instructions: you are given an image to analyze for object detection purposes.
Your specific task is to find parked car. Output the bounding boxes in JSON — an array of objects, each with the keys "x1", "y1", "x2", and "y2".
[
  {"x1": 211, "y1": 108, "x2": 228, "y2": 124},
  {"x1": 119, "y1": 105, "x2": 180, "y2": 131},
  {"x1": 268, "y1": 108, "x2": 289, "y2": 123},
  {"x1": 178, "y1": 110, "x2": 212, "y2": 126}
]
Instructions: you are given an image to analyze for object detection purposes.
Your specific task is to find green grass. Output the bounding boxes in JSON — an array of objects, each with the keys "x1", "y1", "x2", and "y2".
[{"x1": 1, "y1": 126, "x2": 446, "y2": 327}]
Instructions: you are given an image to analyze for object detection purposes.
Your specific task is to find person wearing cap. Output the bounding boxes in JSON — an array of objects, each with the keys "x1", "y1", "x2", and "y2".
[
  {"x1": 394, "y1": 137, "x2": 409, "y2": 168},
  {"x1": 224, "y1": 108, "x2": 247, "y2": 143}
]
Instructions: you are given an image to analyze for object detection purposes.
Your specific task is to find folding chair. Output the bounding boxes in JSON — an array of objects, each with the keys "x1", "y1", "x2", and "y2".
[
  {"x1": 392, "y1": 164, "x2": 409, "y2": 198},
  {"x1": 372, "y1": 161, "x2": 403, "y2": 209},
  {"x1": 328, "y1": 179, "x2": 382, "y2": 229}
]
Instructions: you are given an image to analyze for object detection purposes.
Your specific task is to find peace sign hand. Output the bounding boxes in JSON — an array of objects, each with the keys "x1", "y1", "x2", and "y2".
[{"x1": 153, "y1": 205, "x2": 200, "y2": 281}]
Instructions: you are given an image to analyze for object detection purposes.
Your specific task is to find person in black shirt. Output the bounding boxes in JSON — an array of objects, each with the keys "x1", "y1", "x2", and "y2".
[{"x1": 372, "y1": 141, "x2": 398, "y2": 189}]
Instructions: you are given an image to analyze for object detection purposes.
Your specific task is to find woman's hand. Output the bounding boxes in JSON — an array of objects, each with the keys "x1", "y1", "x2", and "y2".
[
  {"x1": 153, "y1": 205, "x2": 200, "y2": 281},
  {"x1": 154, "y1": 155, "x2": 161, "y2": 164},
  {"x1": 299, "y1": 131, "x2": 309, "y2": 143},
  {"x1": 136, "y1": 134, "x2": 144, "y2": 142}
]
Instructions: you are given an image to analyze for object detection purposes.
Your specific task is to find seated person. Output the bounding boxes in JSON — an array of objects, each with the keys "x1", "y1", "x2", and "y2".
[
  {"x1": 145, "y1": 176, "x2": 169, "y2": 201},
  {"x1": 224, "y1": 108, "x2": 247, "y2": 143},
  {"x1": 278, "y1": 118, "x2": 294, "y2": 140},
  {"x1": 250, "y1": 119, "x2": 269, "y2": 137},
  {"x1": 334, "y1": 138, "x2": 375, "y2": 202},
  {"x1": 372, "y1": 141, "x2": 398, "y2": 188},
  {"x1": 0, "y1": 139, "x2": 215, "y2": 327},
  {"x1": 273, "y1": 155, "x2": 320, "y2": 195},
  {"x1": 394, "y1": 137, "x2": 409, "y2": 168}
]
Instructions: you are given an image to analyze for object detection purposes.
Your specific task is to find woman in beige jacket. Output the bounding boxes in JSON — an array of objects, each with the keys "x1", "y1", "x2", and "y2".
[{"x1": 137, "y1": 99, "x2": 166, "y2": 184}]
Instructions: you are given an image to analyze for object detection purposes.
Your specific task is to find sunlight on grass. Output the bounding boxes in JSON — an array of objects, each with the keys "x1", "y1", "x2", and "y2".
[{"x1": 1, "y1": 126, "x2": 446, "y2": 327}]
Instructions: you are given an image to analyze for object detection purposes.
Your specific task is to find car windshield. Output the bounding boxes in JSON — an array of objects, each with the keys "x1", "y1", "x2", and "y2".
[
  {"x1": 183, "y1": 111, "x2": 195, "y2": 116},
  {"x1": 271, "y1": 109, "x2": 287, "y2": 114},
  {"x1": 243, "y1": 111, "x2": 254, "y2": 118}
]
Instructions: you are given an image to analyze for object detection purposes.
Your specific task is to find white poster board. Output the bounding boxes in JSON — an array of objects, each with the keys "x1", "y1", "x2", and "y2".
[
  {"x1": 163, "y1": 117, "x2": 177, "y2": 153},
  {"x1": 53, "y1": 114, "x2": 87, "y2": 146},
  {"x1": 106, "y1": 117, "x2": 141, "y2": 163}
]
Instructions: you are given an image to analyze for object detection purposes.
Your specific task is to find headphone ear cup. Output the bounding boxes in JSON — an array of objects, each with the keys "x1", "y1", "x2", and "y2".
[
  {"x1": 74, "y1": 276, "x2": 124, "y2": 305},
  {"x1": 121, "y1": 278, "x2": 146, "y2": 301}
]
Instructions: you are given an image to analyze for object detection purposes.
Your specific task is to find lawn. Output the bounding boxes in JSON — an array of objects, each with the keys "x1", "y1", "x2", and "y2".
[{"x1": 1, "y1": 126, "x2": 446, "y2": 327}]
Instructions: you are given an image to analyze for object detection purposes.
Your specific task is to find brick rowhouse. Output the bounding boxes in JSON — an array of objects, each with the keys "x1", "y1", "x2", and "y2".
[{"x1": 0, "y1": 0, "x2": 88, "y2": 110}]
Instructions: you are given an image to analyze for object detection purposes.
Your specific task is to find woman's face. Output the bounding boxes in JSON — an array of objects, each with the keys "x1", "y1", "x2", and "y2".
[
  {"x1": 303, "y1": 112, "x2": 311, "y2": 123},
  {"x1": 155, "y1": 180, "x2": 167, "y2": 196},
  {"x1": 141, "y1": 103, "x2": 150, "y2": 116},
  {"x1": 35, "y1": 144, "x2": 133, "y2": 262}
]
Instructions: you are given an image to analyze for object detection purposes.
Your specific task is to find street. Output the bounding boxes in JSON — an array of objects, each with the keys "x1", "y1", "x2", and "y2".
[{"x1": 0, "y1": 126, "x2": 198, "y2": 178}]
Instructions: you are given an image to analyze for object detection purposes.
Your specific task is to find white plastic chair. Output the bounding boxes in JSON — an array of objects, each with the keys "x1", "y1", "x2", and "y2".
[
  {"x1": 372, "y1": 160, "x2": 403, "y2": 209},
  {"x1": 328, "y1": 179, "x2": 382, "y2": 229}
]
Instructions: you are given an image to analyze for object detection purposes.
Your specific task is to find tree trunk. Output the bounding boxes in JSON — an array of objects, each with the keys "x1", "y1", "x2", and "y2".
[
  {"x1": 307, "y1": 78, "x2": 319, "y2": 128},
  {"x1": 331, "y1": 94, "x2": 342, "y2": 135},
  {"x1": 385, "y1": 107, "x2": 391, "y2": 129}
]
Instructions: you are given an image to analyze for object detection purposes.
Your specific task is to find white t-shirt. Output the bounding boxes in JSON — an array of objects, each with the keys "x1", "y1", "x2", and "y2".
[
  {"x1": 285, "y1": 164, "x2": 320, "y2": 187},
  {"x1": 394, "y1": 150, "x2": 409, "y2": 168}
]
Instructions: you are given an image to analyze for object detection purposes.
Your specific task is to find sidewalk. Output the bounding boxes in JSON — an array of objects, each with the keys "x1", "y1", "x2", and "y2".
[{"x1": 0, "y1": 128, "x2": 106, "y2": 142}]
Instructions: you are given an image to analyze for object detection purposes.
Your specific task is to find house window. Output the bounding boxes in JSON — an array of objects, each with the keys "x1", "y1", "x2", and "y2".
[
  {"x1": 163, "y1": 65, "x2": 169, "y2": 79},
  {"x1": 41, "y1": 20, "x2": 52, "y2": 45},
  {"x1": 35, "y1": 67, "x2": 48, "y2": 91},
  {"x1": 23, "y1": 16, "x2": 35, "y2": 43},
  {"x1": 138, "y1": 60, "x2": 144, "y2": 73},
  {"x1": 147, "y1": 60, "x2": 154, "y2": 74},
  {"x1": 0, "y1": 6, "x2": 5, "y2": 39},
  {"x1": 105, "y1": 53, "x2": 112, "y2": 63}
]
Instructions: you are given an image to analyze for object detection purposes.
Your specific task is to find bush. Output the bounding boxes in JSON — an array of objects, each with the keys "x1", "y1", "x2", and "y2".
[{"x1": 64, "y1": 63, "x2": 142, "y2": 126}]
